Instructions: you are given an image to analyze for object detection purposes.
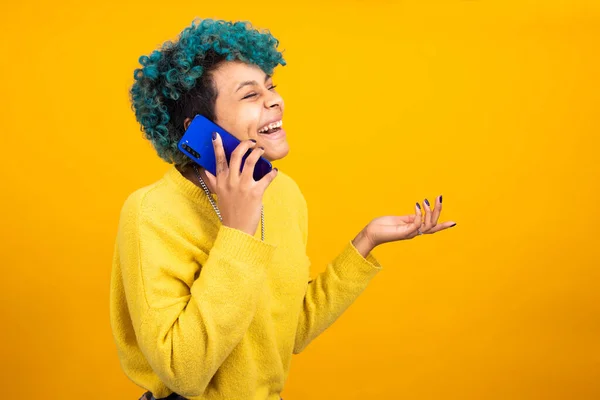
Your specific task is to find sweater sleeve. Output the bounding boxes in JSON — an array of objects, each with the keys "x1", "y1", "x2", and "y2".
[
  {"x1": 292, "y1": 192, "x2": 383, "y2": 355},
  {"x1": 118, "y1": 197, "x2": 276, "y2": 397}
]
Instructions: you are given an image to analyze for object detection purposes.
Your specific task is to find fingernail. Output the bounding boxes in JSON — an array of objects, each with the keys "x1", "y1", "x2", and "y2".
[
  {"x1": 439, "y1": 195, "x2": 443, "y2": 203},
  {"x1": 259, "y1": 147, "x2": 265, "y2": 150},
  {"x1": 416, "y1": 202, "x2": 421, "y2": 210},
  {"x1": 424, "y1": 199, "x2": 430, "y2": 207},
  {"x1": 212, "y1": 132, "x2": 217, "y2": 140},
  {"x1": 274, "y1": 167, "x2": 278, "y2": 172},
  {"x1": 250, "y1": 139, "x2": 257, "y2": 143},
  {"x1": 450, "y1": 223, "x2": 457, "y2": 227}
]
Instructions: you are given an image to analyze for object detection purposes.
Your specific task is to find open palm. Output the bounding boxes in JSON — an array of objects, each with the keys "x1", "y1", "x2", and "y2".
[{"x1": 363, "y1": 196, "x2": 457, "y2": 247}]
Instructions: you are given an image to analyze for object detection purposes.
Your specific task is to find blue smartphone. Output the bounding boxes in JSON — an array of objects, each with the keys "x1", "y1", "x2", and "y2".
[{"x1": 177, "y1": 114, "x2": 273, "y2": 181}]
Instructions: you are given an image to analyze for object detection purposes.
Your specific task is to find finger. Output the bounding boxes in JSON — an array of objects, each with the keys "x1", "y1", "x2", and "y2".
[
  {"x1": 212, "y1": 132, "x2": 229, "y2": 178},
  {"x1": 430, "y1": 195, "x2": 443, "y2": 227},
  {"x1": 256, "y1": 166, "x2": 279, "y2": 192},
  {"x1": 427, "y1": 221, "x2": 457, "y2": 234},
  {"x1": 229, "y1": 139, "x2": 257, "y2": 179},
  {"x1": 408, "y1": 202, "x2": 423, "y2": 236},
  {"x1": 204, "y1": 169, "x2": 217, "y2": 190},
  {"x1": 423, "y1": 198, "x2": 433, "y2": 229},
  {"x1": 240, "y1": 145, "x2": 265, "y2": 182}
]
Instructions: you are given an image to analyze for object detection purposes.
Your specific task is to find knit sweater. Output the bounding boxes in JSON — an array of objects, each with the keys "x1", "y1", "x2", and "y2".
[{"x1": 109, "y1": 166, "x2": 383, "y2": 400}]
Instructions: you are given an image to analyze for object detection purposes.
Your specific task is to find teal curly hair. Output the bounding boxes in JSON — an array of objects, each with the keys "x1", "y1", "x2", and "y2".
[{"x1": 130, "y1": 18, "x2": 286, "y2": 166}]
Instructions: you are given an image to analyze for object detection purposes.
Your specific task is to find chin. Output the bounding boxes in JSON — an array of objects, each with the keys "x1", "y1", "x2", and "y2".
[{"x1": 265, "y1": 144, "x2": 290, "y2": 162}]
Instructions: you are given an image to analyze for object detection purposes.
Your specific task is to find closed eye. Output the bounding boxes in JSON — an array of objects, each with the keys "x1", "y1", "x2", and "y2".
[{"x1": 242, "y1": 85, "x2": 278, "y2": 100}]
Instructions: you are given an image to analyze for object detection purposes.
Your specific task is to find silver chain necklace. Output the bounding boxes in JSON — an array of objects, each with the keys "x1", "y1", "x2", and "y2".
[{"x1": 192, "y1": 165, "x2": 265, "y2": 241}]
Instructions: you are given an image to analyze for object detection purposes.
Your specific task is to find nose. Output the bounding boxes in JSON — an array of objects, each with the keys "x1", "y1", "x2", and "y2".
[{"x1": 265, "y1": 91, "x2": 283, "y2": 110}]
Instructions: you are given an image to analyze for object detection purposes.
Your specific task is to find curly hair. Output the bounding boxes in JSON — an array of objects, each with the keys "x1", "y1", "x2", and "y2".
[{"x1": 129, "y1": 18, "x2": 287, "y2": 166}]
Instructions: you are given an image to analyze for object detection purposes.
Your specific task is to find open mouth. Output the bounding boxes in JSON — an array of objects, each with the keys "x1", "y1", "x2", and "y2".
[{"x1": 258, "y1": 119, "x2": 282, "y2": 134}]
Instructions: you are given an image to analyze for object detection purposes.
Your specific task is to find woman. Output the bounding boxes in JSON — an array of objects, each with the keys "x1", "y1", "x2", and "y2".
[{"x1": 110, "y1": 18, "x2": 457, "y2": 400}]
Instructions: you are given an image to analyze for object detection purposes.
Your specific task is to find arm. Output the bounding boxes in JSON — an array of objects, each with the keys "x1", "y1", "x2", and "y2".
[
  {"x1": 292, "y1": 195, "x2": 383, "y2": 355},
  {"x1": 119, "y1": 200, "x2": 275, "y2": 396},
  {"x1": 292, "y1": 194, "x2": 458, "y2": 354}
]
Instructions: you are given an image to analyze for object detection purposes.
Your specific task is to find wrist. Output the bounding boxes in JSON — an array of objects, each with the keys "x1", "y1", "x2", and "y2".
[{"x1": 352, "y1": 229, "x2": 375, "y2": 258}]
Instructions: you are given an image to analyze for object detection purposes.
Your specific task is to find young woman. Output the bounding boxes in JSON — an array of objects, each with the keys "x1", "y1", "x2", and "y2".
[{"x1": 110, "y1": 18, "x2": 457, "y2": 400}]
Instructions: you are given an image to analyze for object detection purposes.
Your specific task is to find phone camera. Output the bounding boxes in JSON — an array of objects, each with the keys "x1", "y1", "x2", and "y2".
[{"x1": 182, "y1": 143, "x2": 200, "y2": 158}]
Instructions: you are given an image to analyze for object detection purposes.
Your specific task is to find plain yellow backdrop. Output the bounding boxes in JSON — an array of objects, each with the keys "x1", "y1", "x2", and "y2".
[{"x1": 1, "y1": 0, "x2": 599, "y2": 398}]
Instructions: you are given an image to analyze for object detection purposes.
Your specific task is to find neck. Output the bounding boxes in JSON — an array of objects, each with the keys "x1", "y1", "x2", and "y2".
[{"x1": 177, "y1": 164, "x2": 216, "y2": 195}]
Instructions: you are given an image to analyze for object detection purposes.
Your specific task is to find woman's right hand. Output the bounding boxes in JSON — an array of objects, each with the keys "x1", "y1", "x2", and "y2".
[{"x1": 203, "y1": 132, "x2": 278, "y2": 237}]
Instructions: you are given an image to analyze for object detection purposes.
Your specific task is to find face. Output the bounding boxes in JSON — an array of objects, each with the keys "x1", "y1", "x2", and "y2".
[{"x1": 199, "y1": 61, "x2": 289, "y2": 162}]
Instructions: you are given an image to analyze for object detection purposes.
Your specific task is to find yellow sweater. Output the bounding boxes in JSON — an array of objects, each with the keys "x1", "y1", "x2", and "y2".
[{"x1": 110, "y1": 166, "x2": 383, "y2": 400}]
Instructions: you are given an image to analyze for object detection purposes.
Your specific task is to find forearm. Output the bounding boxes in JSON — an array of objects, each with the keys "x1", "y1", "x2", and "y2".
[{"x1": 293, "y1": 240, "x2": 382, "y2": 354}]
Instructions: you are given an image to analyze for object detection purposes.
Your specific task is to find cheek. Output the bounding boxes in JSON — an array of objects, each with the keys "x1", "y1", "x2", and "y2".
[
  {"x1": 237, "y1": 107, "x2": 262, "y2": 136},
  {"x1": 215, "y1": 101, "x2": 262, "y2": 139},
  {"x1": 214, "y1": 109, "x2": 244, "y2": 139}
]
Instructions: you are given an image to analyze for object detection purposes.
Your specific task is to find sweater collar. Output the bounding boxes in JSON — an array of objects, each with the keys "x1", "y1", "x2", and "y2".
[{"x1": 164, "y1": 165, "x2": 218, "y2": 203}]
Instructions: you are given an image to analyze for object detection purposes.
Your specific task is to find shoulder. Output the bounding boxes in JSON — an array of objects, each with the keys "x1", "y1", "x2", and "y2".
[
  {"x1": 117, "y1": 175, "x2": 193, "y2": 238},
  {"x1": 274, "y1": 170, "x2": 309, "y2": 243},
  {"x1": 117, "y1": 173, "x2": 216, "y2": 247},
  {"x1": 272, "y1": 169, "x2": 307, "y2": 209},
  {"x1": 119, "y1": 179, "x2": 169, "y2": 222}
]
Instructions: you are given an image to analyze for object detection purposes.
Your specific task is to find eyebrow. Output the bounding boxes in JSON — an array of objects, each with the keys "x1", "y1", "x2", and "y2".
[{"x1": 235, "y1": 74, "x2": 272, "y2": 93}]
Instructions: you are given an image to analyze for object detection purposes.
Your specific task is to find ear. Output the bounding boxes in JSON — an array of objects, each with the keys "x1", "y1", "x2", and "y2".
[{"x1": 183, "y1": 117, "x2": 192, "y2": 131}]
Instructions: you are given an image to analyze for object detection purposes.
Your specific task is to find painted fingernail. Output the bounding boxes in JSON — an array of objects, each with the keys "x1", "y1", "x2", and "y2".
[
  {"x1": 250, "y1": 139, "x2": 257, "y2": 143},
  {"x1": 274, "y1": 167, "x2": 279, "y2": 172},
  {"x1": 424, "y1": 199, "x2": 430, "y2": 207},
  {"x1": 259, "y1": 147, "x2": 265, "y2": 151},
  {"x1": 450, "y1": 223, "x2": 457, "y2": 227},
  {"x1": 439, "y1": 195, "x2": 443, "y2": 203},
  {"x1": 212, "y1": 132, "x2": 217, "y2": 140},
  {"x1": 416, "y1": 202, "x2": 421, "y2": 210}
]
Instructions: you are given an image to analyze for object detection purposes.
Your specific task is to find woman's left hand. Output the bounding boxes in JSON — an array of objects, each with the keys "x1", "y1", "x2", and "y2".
[{"x1": 352, "y1": 196, "x2": 457, "y2": 257}]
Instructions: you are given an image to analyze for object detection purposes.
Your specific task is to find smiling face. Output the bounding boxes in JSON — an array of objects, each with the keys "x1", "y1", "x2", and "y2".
[{"x1": 205, "y1": 61, "x2": 289, "y2": 162}]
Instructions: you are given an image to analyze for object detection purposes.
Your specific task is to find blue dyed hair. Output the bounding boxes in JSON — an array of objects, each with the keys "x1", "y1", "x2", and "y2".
[{"x1": 130, "y1": 18, "x2": 286, "y2": 166}]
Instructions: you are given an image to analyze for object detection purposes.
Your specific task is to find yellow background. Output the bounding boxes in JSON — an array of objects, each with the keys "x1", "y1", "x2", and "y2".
[{"x1": 1, "y1": 0, "x2": 599, "y2": 398}]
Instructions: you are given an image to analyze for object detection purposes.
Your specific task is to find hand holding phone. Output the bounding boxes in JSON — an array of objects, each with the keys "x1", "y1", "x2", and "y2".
[
  {"x1": 177, "y1": 115, "x2": 278, "y2": 236},
  {"x1": 202, "y1": 132, "x2": 279, "y2": 236}
]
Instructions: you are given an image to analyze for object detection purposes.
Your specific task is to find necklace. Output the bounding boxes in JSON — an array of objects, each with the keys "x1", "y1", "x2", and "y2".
[{"x1": 192, "y1": 165, "x2": 265, "y2": 241}]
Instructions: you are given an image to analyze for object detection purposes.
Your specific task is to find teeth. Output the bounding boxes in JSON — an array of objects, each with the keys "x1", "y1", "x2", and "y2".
[{"x1": 258, "y1": 120, "x2": 282, "y2": 133}]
